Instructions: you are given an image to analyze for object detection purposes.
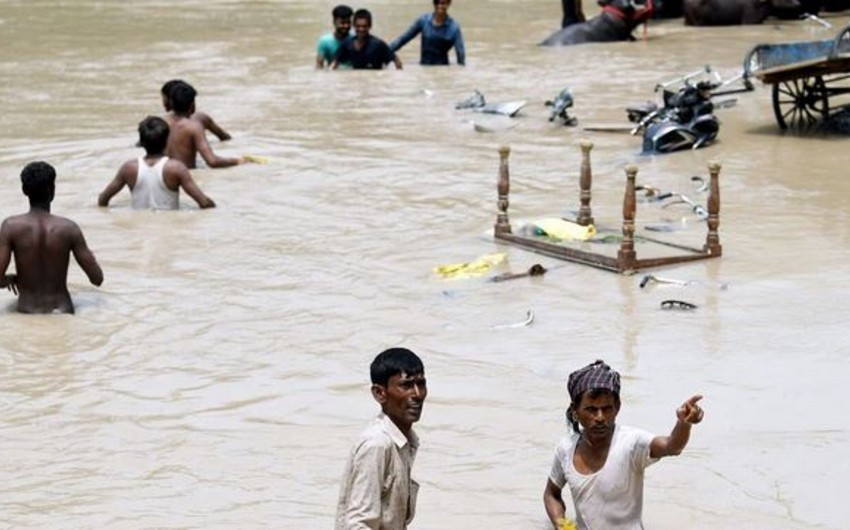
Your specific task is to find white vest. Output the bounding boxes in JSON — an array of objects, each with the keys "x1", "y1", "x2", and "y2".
[{"x1": 131, "y1": 157, "x2": 179, "y2": 210}]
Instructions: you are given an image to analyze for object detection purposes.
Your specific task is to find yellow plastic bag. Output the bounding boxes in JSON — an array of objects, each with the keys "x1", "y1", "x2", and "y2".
[
  {"x1": 242, "y1": 154, "x2": 269, "y2": 164},
  {"x1": 533, "y1": 218, "x2": 596, "y2": 241},
  {"x1": 433, "y1": 252, "x2": 506, "y2": 279},
  {"x1": 558, "y1": 518, "x2": 578, "y2": 530}
]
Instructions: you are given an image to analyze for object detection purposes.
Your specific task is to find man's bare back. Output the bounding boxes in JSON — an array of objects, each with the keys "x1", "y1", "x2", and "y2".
[
  {"x1": 0, "y1": 162, "x2": 103, "y2": 315},
  {"x1": 165, "y1": 114, "x2": 236, "y2": 169},
  {"x1": 164, "y1": 81, "x2": 244, "y2": 170}
]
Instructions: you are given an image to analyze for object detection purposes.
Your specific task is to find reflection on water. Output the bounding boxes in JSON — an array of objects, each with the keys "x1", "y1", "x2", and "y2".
[{"x1": 0, "y1": 2, "x2": 848, "y2": 529}]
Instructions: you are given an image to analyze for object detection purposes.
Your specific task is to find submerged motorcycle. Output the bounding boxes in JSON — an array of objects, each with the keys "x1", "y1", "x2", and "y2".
[{"x1": 627, "y1": 67, "x2": 753, "y2": 154}]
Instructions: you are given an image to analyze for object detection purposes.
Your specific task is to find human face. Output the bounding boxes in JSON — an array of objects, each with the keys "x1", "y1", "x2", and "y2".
[
  {"x1": 333, "y1": 17, "x2": 351, "y2": 39},
  {"x1": 373, "y1": 371, "x2": 427, "y2": 434},
  {"x1": 353, "y1": 17, "x2": 371, "y2": 40},
  {"x1": 161, "y1": 93, "x2": 172, "y2": 112},
  {"x1": 434, "y1": 0, "x2": 451, "y2": 16},
  {"x1": 573, "y1": 392, "x2": 619, "y2": 444}
]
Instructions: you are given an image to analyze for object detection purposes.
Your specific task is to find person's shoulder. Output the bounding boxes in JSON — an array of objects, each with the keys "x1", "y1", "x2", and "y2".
[
  {"x1": 119, "y1": 158, "x2": 139, "y2": 172},
  {"x1": 556, "y1": 432, "x2": 579, "y2": 452},
  {"x1": 163, "y1": 157, "x2": 190, "y2": 174},
  {"x1": 173, "y1": 115, "x2": 202, "y2": 131},
  {"x1": 372, "y1": 35, "x2": 391, "y2": 48},
  {"x1": 352, "y1": 420, "x2": 394, "y2": 450},
  {"x1": 49, "y1": 214, "x2": 83, "y2": 233},
  {"x1": 1, "y1": 214, "x2": 28, "y2": 231},
  {"x1": 616, "y1": 424, "x2": 655, "y2": 445},
  {"x1": 192, "y1": 110, "x2": 212, "y2": 122}
]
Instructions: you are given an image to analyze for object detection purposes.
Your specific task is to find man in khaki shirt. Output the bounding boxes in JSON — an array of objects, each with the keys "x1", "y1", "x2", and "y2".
[{"x1": 336, "y1": 348, "x2": 427, "y2": 530}]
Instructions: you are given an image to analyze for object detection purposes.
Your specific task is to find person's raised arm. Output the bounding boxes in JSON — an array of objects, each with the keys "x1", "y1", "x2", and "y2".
[
  {"x1": 197, "y1": 112, "x2": 231, "y2": 142},
  {"x1": 98, "y1": 161, "x2": 133, "y2": 207},
  {"x1": 70, "y1": 224, "x2": 103, "y2": 287},
  {"x1": 543, "y1": 479, "x2": 567, "y2": 530},
  {"x1": 390, "y1": 14, "x2": 425, "y2": 52},
  {"x1": 174, "y1": 163, "x2": 216, "y2": 209},
  {"x1": 195, "y1": 128, "x2": 242, "y2": 168},
  {"x1": 454, "y1": 24, "x2": 466, "y2": 66},
  {"x1": 0, "y1": 220, "x2": 17, "y2": 295},
  {"x1": 650, "y1": 394, "x2": 704, "y2": 458}
]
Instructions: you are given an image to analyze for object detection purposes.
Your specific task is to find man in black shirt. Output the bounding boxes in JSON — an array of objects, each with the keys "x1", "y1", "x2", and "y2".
[{"x1": 331, "y1": 9, "x2": 403, "y2": 70}]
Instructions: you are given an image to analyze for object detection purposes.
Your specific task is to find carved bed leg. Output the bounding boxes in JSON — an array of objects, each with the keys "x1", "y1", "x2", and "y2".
[
  {"x1": 494, "y1": 145, "x2": 512, "y2": 236},
  {"x1": 704, "y1": 162, "x2": 722, "y2": 256},
  {"x1": 577, "y1": 140, "x2": 594, "y2": 226},
  {"x1": 618, "y1": 164, "x2": 638, "y2": 273}
]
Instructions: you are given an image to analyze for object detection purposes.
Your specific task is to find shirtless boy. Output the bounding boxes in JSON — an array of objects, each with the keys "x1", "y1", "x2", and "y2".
[
  {"x1": 99, "y1": 116, "x2": 216, "y2": 210},
  {"x1": 165, "y1": 81, "x2": 249, "y2": 169},
  {"x1": 160, "y1": 79, "x2": 231, "y2": 142},
  {"x1": 0, "y1": 162, "x2": 103, "y2": 314}
]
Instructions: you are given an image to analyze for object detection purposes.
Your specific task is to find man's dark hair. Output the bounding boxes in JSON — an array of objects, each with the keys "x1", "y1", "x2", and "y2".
[
  {"x1": 160, "y1": 79, "x2": 184, "y2": 97},
  {"x1": 169, "y1": 81, "x2": 197, "y2": 114},
  {"x1": 20, "y1": 161, "x2": 56, "y2": 203},
  {"x1": 332, "y1": 4, "x2": 353, "y2": 19},
  {"x1": 138, "y1": 116, "x2": 170, "y2": 155},
  {"x1": 370, "y1": 348, "x2": 424, "y2": 386},
  {"x1": 353, "y1": 8, "x2": 372, "y2": 26}
]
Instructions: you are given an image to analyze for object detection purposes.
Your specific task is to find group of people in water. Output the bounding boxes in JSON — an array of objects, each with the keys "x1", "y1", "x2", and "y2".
[
  {"x1": 2, "y1": 2, "x2": 707, "y2": 529},
  {"x1": 316, "y1": 1, "x2": 465, "y2": 70},
  {"x1": 0, "y1": 79, "x2": 250, "y2": 314}
]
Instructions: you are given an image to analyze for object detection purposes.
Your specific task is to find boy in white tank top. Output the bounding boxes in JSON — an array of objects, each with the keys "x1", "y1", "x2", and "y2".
[{"x1": 98, "y1": 116, "x2": 215, "y2": 210}]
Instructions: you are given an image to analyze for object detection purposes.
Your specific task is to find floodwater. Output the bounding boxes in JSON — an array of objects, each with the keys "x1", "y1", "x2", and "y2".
[{"x1": 0, "y1": 1, "x2": 848, "y2": 528}]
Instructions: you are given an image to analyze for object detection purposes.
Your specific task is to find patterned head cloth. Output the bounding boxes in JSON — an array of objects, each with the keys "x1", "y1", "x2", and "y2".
[{"x1": 567, "y1": 360, "x2": 621, "y2": 403}]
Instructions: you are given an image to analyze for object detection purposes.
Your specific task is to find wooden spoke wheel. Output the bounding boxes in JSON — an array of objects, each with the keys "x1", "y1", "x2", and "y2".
[{"x1": 772, "y1": 76, "x2": 829, "y2": 130}]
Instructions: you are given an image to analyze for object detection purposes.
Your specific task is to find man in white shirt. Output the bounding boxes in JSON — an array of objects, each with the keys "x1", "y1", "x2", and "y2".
[
  {"x1": 336, "y1": 348, "x2": 427, "y2": 530},
  {"x1": 543, "y1": 360, "x2": 704, "y2": 530}
]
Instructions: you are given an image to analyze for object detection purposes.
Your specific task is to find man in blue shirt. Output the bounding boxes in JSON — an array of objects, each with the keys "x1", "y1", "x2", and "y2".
[
  {"x1": 316, "y1": 4, "x2": 353, "y2": 69},
  {"x1": 390, "y1": 0, "x2": 466, "y2": 66},
  {"x1": 331, "y1": 9, "x2": 403, "y2": 70}
]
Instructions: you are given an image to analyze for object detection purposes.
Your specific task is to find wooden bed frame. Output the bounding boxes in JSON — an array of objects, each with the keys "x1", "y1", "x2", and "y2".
[{"x1": 492, "y1": 141, "x2": 722, "y2": 274}]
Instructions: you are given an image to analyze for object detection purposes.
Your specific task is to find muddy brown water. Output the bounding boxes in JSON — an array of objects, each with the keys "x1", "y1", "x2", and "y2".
[{"x1": 0, "y1": 1, "x2": 848, "y2": 529}]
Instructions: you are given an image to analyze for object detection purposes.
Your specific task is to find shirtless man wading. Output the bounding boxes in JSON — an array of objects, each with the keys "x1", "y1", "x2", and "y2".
[
  {"x1": 165, "y1": 81, "x2": 249, "y2": 169},
  {"x1": 0, "y1": 162, "x2": 103, "y2": 314}
]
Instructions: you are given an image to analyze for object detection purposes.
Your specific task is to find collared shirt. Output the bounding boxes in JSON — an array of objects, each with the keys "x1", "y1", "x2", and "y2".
[
  {"x1": 335, "y1": 413, "x2": 420, "y2": 530},
  {"x1": 335, "y1": 35, "x2": 397, "y2": 70},
  {"x1": 389, "y1": 13, "x2": 465, "y2": 66}
]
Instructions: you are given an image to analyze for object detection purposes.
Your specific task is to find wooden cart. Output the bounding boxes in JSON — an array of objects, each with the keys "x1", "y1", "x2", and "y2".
[{"x1": 744, "y1": 23, "x2": 850, "y2": 130}]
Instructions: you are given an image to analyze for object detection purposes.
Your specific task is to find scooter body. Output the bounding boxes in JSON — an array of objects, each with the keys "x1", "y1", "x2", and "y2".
[
  {"x1": 630, "y1": 81, "x2": 720, "y2": 154},
  {"x1": 641, "y1": 112, "x2": 719, "y2": 153}
]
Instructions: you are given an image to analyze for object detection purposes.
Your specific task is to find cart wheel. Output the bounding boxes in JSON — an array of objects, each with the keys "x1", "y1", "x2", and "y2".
[{"x1": 772, "y1": 76, "x2": 828, "y2": 130}]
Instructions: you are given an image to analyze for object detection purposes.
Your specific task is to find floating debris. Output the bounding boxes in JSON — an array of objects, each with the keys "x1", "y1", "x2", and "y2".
[
  {"x1": 491, "y1": 308, "x2": 535, "y2": 329},
  {"x1": 489, "y1": 264, "x2": 547, "y2": 283},
  {"x1": 660, "y1": 299, "x2": 698, "y2": 310},
  {"x1": 640, "y1": 275, "x2": 691, "y2": 288}
]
